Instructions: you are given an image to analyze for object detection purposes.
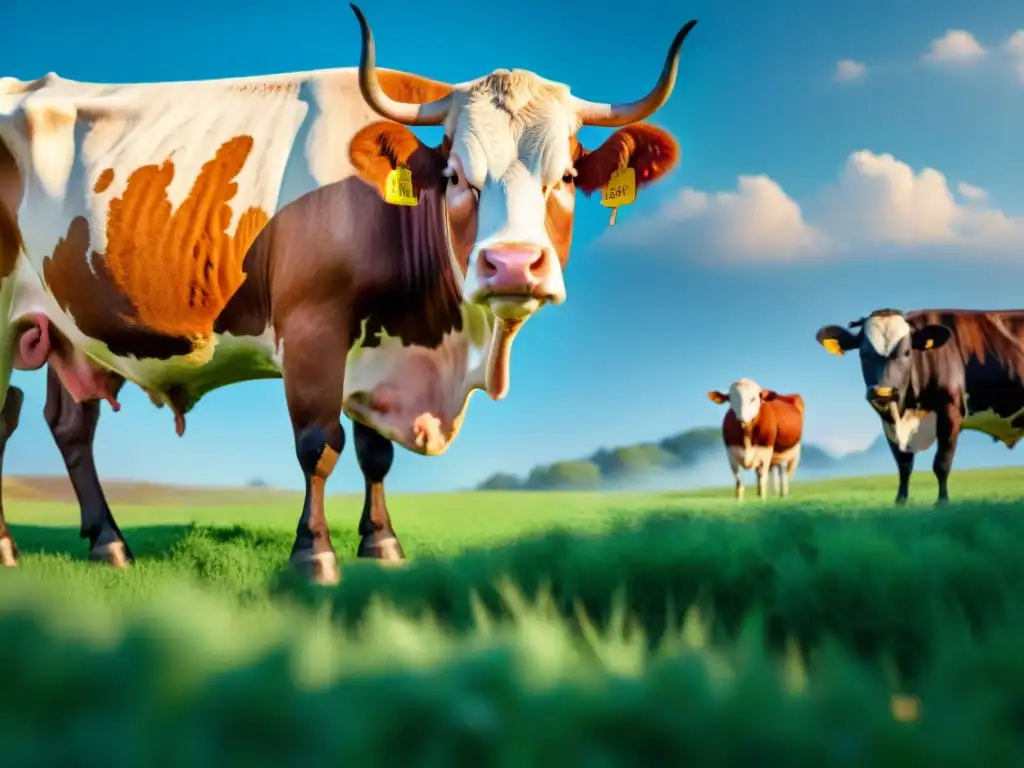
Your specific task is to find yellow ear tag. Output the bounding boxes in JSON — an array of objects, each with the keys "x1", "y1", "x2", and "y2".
[
  {"x1": 822, "y1": 338, "x2": 844, "y2": 356},
  {"x1": 924, "y1": 338, "x2": 934, "y2": 350},
  {"x1": 601, "y1": 167, "x2": 636, "y2": 227},
  {"x1": 385, "y1": 165, "x2": 417, "y2": 206}
]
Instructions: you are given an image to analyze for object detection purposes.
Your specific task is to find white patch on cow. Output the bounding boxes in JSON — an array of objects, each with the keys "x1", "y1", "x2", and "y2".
[
  {"x1": 727, "y1": 378, "x2": 763, "y2": 425},
  {"x1": 863, "y1": 314, "x2": 912, "y2": 356},
  {"x1": 961, "y1": 395, "x2": 1024, "y2": 448},
  {"x1": 729, "y1": 443, "x2": 773, "y2": 472},
  {"x1": 341, "y1": 302, "x2": 494, "y2": 456},
  {"x1": 0, "y1": 536, "x2": 15, "y2": 566},
  {"x1": 883, "y1": 409, "x2": 937, "y2": 453},
  {"x1": 444, "y1": 72, "x2": 576, "y2": 307}
]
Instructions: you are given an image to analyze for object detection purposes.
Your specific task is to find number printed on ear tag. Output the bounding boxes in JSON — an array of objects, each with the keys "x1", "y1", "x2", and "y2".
[{"x1": 385, "y1": 165, "x2": 417, "y2": 206}]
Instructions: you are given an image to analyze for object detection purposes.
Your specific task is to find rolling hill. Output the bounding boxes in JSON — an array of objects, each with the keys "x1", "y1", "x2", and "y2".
[{"x1": 477, "y1": 424, "x2": 1024, "y2": 492}]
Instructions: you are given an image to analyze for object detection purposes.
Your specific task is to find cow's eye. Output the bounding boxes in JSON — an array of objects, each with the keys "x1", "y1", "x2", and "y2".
[
  {"x1": 561, "y1": 172, "x2": 574, "y2": 185},
  {"x1": 448, "y1": 171, "x2": 460, "y2": 187}
]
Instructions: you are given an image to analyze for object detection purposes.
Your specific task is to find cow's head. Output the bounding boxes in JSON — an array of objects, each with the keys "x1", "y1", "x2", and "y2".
[
  {"x1": 815, "y1": 310, "x2": 952, "y2": 416},
  {"x1": 347, "y1": 4, "x2": 692, "y2": 398},
  {"x1": 708, "y1": 379, "x2": 777, "y2": 429}
]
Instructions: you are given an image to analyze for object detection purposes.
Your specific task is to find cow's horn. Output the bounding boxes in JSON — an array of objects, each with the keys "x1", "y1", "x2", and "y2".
[
  {"x1": 350, "y1": 4, "x2": 453, "y2": 126},
  {"x1": 572, "y1": 20, "x2": 698, "y2": 127}
]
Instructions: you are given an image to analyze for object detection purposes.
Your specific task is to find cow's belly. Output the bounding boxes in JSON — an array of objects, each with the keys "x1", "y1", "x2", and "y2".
[
  {"x1": 341, "y1": 307, "x2": 491, "y2": 457},
  {"x1": 9, "y1": 258, "x2": 282, "y2": 412},
  {"x1": 882, "y1": 409, "x2": 937, "y2": 454},
  {"x1": 962, "y1": 404, "x2": 1024, "y2": 448},
  {"x1": 728, "y1": 443, "x2": 773, "y2": 471},
  {"x1": 771, "y1": 442, "x2": 801, "y2": 467}
]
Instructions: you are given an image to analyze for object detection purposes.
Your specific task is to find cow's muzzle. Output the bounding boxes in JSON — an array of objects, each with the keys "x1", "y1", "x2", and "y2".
[
  {"x1": 475, "y1": 245, "x2": 563, "y2": 319},
  {"x1": 867, "y1": 385, "x2": 898, "y2": 412}
]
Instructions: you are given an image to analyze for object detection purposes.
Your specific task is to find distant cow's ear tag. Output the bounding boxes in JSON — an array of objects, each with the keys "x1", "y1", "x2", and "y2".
[
  {"x1": 924, "y1": 338, "x2": 934, "y2": 350},
  {"x1": 601, "y1": 167, "x2": 636, "y2": 227},
  {"x1": 385, "y1": 165, "x2": 417, "y2": 206},
  {"x1": 822, "y1": 338, "x2": 844, "y2": 356}
]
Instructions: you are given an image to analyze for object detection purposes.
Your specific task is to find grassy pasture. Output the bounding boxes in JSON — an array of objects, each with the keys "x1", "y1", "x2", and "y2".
[{"x1": 2, "y1": 467, "x2": 1024, "y2": 763}]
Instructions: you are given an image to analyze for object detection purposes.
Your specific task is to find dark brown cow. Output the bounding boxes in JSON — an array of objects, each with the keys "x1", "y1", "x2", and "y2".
[
  {"x1": 0, "y1": 7, "x2": 697, "y2": 580},
  {"x1": 708, "y1": 378, "x2": 804, "y2": 500},
  {"x1": 816, "y1": 308, "x2": 1024, "y2": 505}
]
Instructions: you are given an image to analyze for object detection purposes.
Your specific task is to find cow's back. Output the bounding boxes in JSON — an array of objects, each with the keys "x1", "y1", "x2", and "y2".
[{"x1": 765, "y1": 394, "x2": 803, "y2": 453}]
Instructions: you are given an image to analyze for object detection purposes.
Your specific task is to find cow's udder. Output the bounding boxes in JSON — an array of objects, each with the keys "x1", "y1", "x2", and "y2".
[{"x1": 13, "y1": 313, "x2": 122, "y2": 411}]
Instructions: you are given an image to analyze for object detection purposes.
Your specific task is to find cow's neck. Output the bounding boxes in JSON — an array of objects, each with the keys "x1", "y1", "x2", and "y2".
[{"x1": 365, "y1": 187, "x2": 466, "y2": 350}]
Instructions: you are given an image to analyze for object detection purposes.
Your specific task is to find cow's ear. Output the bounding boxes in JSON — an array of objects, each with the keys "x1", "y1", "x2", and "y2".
[
  {"x1": 815, "y1": 325, "x2": 860, "y2": 356},
  {"x1": 707, "y1": 390, "x2": 728, "y2": 404},
  {"x1": 760, "y1": 390, "x2": 778, "y2": 402},
  {"x1": 349, "y1": 121, "x2": 446, "y2": 200},
  {"x1": 573, "y1": 124, "x2": 679, "y2": 195},
  {"x1": 912, "y1": 324, "x2": 952, "y2": 351}
]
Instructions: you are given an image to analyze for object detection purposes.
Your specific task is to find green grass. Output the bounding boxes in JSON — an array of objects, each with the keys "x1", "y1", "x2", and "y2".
[
  {"x1": 5, "y1": 465, "x2": 1024, "y2": 607},
  {"x1": 3, "y1": 466, "x2": 1024, "y2": 762}
]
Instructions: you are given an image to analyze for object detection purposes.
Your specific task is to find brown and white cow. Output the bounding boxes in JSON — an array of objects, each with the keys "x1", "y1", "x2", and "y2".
[
  {"x1": 816, "y1": 308, "x2": 1024, "y2": 506},
  {"x1": 708, "y1": 379, "x2": 805, "y2": 500},
  {"x1": 0, "y1": 6, "x2": 696, "y2": 580}
]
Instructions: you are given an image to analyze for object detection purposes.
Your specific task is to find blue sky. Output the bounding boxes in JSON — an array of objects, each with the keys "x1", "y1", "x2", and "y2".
[{"x1": 2, "y1": 0, "x2": 1023, "y2": 492}]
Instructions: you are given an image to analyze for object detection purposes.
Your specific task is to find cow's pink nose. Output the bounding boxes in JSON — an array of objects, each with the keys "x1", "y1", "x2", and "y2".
[{"x1": 478, "y1": 245, "x2": 552, "y2": 294}]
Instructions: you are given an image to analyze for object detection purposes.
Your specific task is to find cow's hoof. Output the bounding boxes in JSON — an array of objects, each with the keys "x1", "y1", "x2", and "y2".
[
  {"x1": 290, "y1": 550, "x2": 341, "y2": 586},
  {"x1": 89, "y1": 540, "x2": 133, "y2": 568},
  {"x1": 894, "y1": 495, "x2": 908, "y2": 506},
  {"x1": 934, "y1": 497, "x2": 950, "y2": 507},
  {"x1": 358, "y1": 532, "x2": 405, "y2": 563},
  {"x1": 0, "y1": 536, "x2": 19, "y2": 567}
]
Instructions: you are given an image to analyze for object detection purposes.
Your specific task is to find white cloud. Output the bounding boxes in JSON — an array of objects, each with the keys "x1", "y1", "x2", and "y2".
[
  {"x1": 601, "y1": 175, "x2": 825, "y2": 261},
  {"x1": 922, "y1": 30, "x2": 987, "y2": 66},
  {"x1": 957, "y1": 182, "x2": 988, "y2": 202},
  {"x1": 835, "y1": 59, "x2": 867, "y2": 83},
  {"x1": 601, "y1": 151, "x2": 1024, "y2": 262},
  {"x1": 1005, "y1": 31, "x2": 1024, "y2": 82},
  {"x1": 1005, "y1": 30, "x2": 1024, "y2": 57}
]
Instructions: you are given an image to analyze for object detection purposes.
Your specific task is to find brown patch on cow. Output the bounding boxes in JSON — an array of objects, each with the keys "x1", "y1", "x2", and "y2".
[
  {"x1": 93, "y1": 168, "x2": 114, "y2": 194},
  {"x1": 0, "y1": 139, "x2": 24, "y2": 282},
  {"x1": 574, "y1": 123, "x2": 680, "y2": 195},
  {"x1": 377, "y1": 71, "x2": 453, "y2": 105},
  {"x1": 911, "y1": 310, "x2": 1024, "y2": 370},
  {"x1": 545, "y1": 190, "x2": 575, "y2": 269},
  {"x1": 43, "y1": 135, "x2": 270, "y2": 360},
  {"x1": 722, "y1": 394, "x2": 804, "y2": 454}
]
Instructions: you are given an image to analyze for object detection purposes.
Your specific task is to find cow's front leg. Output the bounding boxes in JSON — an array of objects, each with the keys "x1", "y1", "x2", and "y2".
[
  {"x1": 886, "y1": 437, "x2": 914, "y2": 505},
  {"x1": 354, "y1": 422, "x2": 405, "y2": 562},
  {"x1": 0, "y1": 386, "x2": 24, "y2": 566},
  {"x1": 933, "y1": 406, "x2": 962, "y2": 506},
  {"x1": 281, "y1": 310, "x2": 347, "y2": 586},
  {"x1": 728, "y1": 452, "x2": 744, "y2": 501},
  {"x1": 755, "y1": 462, "x2": 769, "y2": 500},
  {"x1": 44, "y1": 367, "x2": 133, "y2": 566}
]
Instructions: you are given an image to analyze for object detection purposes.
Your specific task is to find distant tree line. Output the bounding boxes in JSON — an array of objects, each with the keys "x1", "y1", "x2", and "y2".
[{"x1": 476, "y1": 427, "x2": 842, "y2": 491}]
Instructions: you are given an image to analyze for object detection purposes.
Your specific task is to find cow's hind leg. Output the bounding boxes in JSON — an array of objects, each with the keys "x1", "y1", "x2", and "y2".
[
  {"x1": 886, "y1": 438, "x2": 915, "y2": 505},
  {"x1": 44, "y1": 367, "x2": 133, "y2": 566},
  {"x1": 0, "y1": 386, "x2": 24, "y2": 566},
  {"x1": 781, "y1": 445, "x2": 800, "y2": 498},
  {"x1": 354, "y1": 422, "x2": 405, "y2": 562}
]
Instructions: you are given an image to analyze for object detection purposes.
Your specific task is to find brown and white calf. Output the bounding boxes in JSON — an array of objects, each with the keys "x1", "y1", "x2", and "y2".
[
  {"x1": 708, "y1": 379, "x2": 805, "y2": 500},
  {"x1": 0, "y1": 6, "x2": 697, "y2": 580}
]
